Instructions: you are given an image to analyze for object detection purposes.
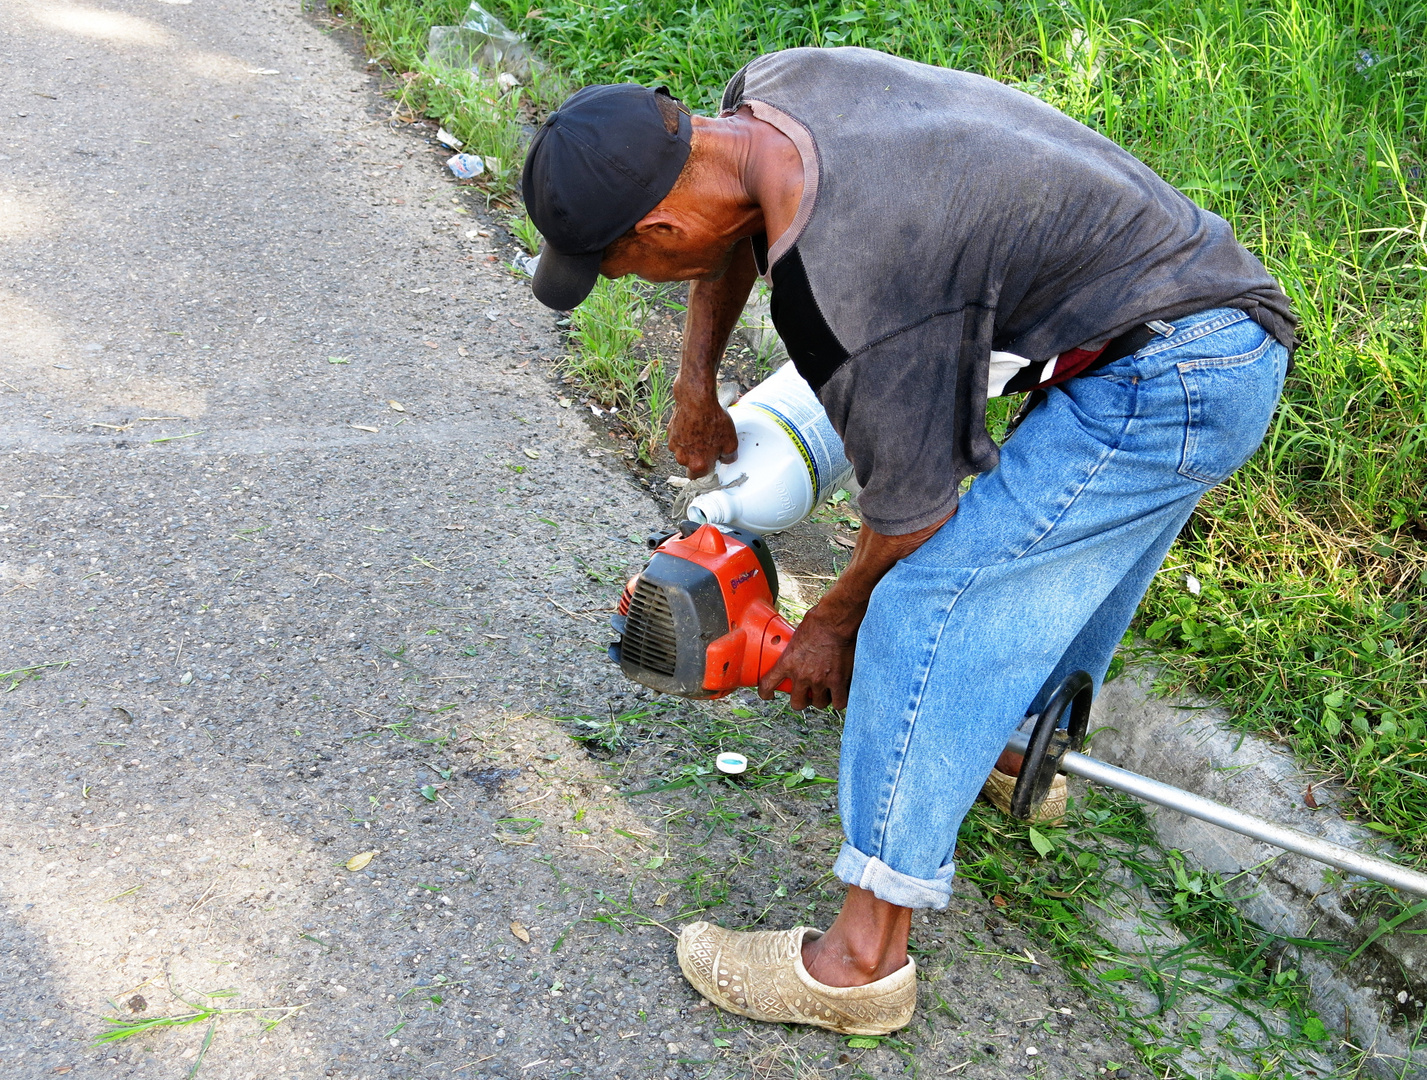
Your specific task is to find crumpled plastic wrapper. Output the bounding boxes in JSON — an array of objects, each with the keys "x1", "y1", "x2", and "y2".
[{"x1": 426, "y1": 2, "x2": 542, "y2": 81}]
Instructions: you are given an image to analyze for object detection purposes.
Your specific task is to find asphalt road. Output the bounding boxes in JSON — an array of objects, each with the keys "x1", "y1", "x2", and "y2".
[{"x1": 0, "y1": 3, "x2": 1153, "y2": 1079}]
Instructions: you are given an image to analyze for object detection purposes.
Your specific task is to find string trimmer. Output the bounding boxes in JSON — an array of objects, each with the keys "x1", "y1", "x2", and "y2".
[{"x1": 608, "y1": 522, "x2": 1427, "y2": 896}]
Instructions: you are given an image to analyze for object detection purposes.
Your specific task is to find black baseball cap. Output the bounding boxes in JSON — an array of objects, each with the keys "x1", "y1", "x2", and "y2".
[{"x1": 522, "y1": 84, "x2": 692, "y2": 310}]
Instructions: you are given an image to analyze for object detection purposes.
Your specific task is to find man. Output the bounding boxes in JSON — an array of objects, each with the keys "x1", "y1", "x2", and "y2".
[{"x1": 522, "y1": 47, "x2": 1292, "y2": 1035}]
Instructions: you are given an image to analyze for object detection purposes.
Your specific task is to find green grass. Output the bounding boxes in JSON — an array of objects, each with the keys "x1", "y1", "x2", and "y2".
[
  {"x1": 327, "y1": 0, "x2": 682, "y2": 451},
  {"x1": 562, "y1": 276, "x2": 683, "y2": 464},
  {"x1": 329, "y1": 0, "x2": 569, "y2": 196},
  {"x1": 509, "y1": 211, "x2": 542, "y2": 254},
  {"x1": 329, "y1": 0, "x2": 470, "y2": 71},
  {"x1": 336, "y1": 0, "x2": 1427, "y2": 860},
  {"x1": 1, "y1": 659, "x2": 71, "y2": 692},
  {"x1": 952, "y1": 792, "x2": 1367, "y2": 1078},
  {"x1": 93, "y1": 988, "x2": 306, "y2": 1079},
  {"x1": 564, "y1": 276, "x2": 649, "y2": 395}
]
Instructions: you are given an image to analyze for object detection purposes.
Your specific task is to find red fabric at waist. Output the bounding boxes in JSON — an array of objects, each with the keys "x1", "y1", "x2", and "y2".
[{"x1": 1034, "y1": 343, "x2": 1107, "y2": 389}]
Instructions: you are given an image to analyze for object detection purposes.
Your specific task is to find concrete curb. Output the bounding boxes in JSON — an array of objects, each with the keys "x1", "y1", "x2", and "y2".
[{"x1": 1092, "y1": 666, "x2": 1425, "y2": 1077}]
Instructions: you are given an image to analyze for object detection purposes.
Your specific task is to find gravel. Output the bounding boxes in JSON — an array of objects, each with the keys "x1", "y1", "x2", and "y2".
[{"x1": 0, "y1": 1, "x2": 1153, "y2": 1077}]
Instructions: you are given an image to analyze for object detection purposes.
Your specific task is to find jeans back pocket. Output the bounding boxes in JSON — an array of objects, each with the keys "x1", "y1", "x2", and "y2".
[{"x1": 1177, "y1": 335, "x2": 1283, "y2": 486}]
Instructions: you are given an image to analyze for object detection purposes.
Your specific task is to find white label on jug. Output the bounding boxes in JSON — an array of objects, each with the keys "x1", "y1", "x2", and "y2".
[{"x1": 739, "y1": 364, "x2": 852, "y2": 503}]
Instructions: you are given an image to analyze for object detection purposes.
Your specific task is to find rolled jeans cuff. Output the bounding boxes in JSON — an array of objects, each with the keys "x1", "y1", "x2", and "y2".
[{"x1": 833, "y1": 842, "x2": 955, "y2": 910}]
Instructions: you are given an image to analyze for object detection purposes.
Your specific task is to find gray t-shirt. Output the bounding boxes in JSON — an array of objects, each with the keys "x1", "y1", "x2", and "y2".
[{"x1": 721, "y1": 48, "x2": 1295, "y2": 535}]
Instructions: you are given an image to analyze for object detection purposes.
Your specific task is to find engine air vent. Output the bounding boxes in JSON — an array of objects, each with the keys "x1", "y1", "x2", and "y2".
[{"x1": 620, "y1": 578, "x2": 678, "y2": 677}]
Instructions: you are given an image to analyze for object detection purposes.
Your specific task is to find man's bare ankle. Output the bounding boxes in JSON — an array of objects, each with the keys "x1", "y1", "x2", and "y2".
[{"x1": 802, "y1": 932, "x2": 900, "y2": 987}]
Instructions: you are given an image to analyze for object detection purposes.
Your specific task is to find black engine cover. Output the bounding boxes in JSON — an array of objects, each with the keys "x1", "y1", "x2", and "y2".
[{"x1": 609, "y1": 552, "x2": 728, "y2": 697}]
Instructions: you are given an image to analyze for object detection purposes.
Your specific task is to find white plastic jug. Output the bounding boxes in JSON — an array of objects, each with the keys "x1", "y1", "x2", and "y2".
[{"x1": 688, "y1": 362, "x2": 854, "y2": 534}]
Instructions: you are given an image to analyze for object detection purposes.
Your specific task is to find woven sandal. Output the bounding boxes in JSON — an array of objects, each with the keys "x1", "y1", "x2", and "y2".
[
  {"x1": 980, "y1": 766, "x2": 1067, "y2": 825},
  {"x1": 676, "y1": 922, "x2": 916, "y2": 1036}
]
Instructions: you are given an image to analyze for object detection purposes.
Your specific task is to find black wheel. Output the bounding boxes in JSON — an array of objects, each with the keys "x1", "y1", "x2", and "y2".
[{"x1": 1009, "y1": 671, "x2": 1093, "y2": 820}]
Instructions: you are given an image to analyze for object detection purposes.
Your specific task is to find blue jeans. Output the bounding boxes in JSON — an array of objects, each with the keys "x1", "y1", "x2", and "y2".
[{"x1": 833, "y1": 308, "x2": 1289, "y2": 909}]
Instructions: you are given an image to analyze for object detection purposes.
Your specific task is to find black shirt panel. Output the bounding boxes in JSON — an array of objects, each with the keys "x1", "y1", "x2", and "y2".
[{"x1": 768, "y1": 247, "x2": 850, "y2": 392}]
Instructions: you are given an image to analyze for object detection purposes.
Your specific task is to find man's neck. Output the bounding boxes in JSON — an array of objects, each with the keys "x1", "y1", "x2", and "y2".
[{"x1": 694, "y1": 109, "x2": 805, "y2": 248}]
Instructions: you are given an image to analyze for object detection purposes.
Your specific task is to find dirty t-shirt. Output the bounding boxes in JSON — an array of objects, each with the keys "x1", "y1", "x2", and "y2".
[{"x1": 720, "y1": 47, "x2": 1296, "y2": 535}]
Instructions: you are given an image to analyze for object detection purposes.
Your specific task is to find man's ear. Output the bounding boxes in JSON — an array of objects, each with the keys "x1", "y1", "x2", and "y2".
[{"x1": 631, "y1": 206, "x2": 685, "y2": 240}]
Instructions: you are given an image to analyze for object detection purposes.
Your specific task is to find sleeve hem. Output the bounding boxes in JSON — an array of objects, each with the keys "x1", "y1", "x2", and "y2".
[{"x1": 857, "y1": 486, "x2": 963, "y2": 537}]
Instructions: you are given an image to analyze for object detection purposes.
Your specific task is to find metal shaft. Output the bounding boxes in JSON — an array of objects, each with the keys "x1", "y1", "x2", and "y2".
[{"x1": 1004, "y1": 729, "x2": 1427, "y2": 897}]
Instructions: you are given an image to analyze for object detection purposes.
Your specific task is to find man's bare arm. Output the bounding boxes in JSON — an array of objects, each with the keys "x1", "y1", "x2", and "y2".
[
  {"x1": 668, "y1": 237, "x2": 759, "y2": 477},
  {"x1": 758, "y1": 510, "x2": 954, "y2": 710}
]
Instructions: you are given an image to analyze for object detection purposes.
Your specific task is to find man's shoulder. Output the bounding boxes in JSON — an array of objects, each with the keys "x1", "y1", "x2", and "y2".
[{"x1": 723, "y1": 47, "x2": 984, "y2": 112}]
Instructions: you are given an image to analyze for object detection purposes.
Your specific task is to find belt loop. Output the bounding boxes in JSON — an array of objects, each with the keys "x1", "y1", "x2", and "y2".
[{"x1": 1147, "y1": 319, "x2": 1175, "y2": 337}]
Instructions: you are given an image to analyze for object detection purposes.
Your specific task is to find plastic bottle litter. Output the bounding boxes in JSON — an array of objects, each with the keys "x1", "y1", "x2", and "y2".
[
  {"x1": 436, "y1": 127, "x2": 463, "y2": 151},
  {"x1": 446, "y1": 153, "x2": 485, "y2": 180},
  {"x1": 426, "y1": 2, "x2": 542, "y2": 81},
  {"x1": 687, "y1": 362, "x2": 854, "y2": 534}
]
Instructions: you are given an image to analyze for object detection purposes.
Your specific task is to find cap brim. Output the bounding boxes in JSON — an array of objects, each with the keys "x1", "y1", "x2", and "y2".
[{"x1": 531, "y1": 246, "x2": 602, "y2": 311}]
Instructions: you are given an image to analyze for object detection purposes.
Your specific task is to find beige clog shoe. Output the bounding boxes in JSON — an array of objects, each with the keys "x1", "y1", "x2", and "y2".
[
  {"x1": 676, "y1": 922, "x2": 915, "y2": 1036},
  {"x1": 980, "y1": 766, "x2": 1067, "y2": 825}
]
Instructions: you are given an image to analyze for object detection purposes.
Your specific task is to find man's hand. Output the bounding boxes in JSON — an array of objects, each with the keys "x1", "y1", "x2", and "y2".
[
  {"x1": 758, "y1": 606, "x2": 856, "y2": 710},
  {"x1": 757, "y1": 510, "x2": 957, "y2": 710},
  {"x1": 668, "y1": 392, "x2": 738, "y2": 479}
]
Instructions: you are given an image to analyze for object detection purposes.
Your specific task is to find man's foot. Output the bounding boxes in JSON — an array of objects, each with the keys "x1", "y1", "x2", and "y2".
[
  {"x1": 676, "y1": 921, "x2": 916, "y2": 1035},
  {"x1": 981, "y1": 750, "x2": 1067, "y2": 824}
]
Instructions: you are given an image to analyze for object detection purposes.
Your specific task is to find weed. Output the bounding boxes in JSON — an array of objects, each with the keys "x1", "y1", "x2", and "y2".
[
  {"x1": 410, "y1": 64, "x2": 530, "y2": 193},
  {"x1": 561, "y1": 710, "x2": 636, "y2": 754},
  {"x1": 954, "y1": 788, "x2": 1351, "y2": 1076},
  {"x1": 0, "y1": 659, "x2": 71, "y2": 692},
  {"x1": 329, "y1": 0, "x2": 468, "y2": 71},
  {"x1": 640, "y1": 353, "x2": 676, "y2": 463},
  {"x1": 496, "y1": 816, "x2": 544, "y2": 834},
  {"x1": 584, "y1": 887, "x2": 679, "y2": 936},
  {"x1": 583, "y1": 686, "x2": 1368, "y2": 1073},
  {"x1": 565, "y1": 275, "x2": 648, "y2": 402},
  {"x1": 509, "y1": 212, "x2": 542, "y2": 254},
  {"x1": 94, "y1": 987, "x2": 306, "y2": 1078},
  {"x1": 330, "y1": 0, "x2": 569, "y2": 196},
  {"x1": 557, "y1": 275, "x2": 680, "y2": 457}
]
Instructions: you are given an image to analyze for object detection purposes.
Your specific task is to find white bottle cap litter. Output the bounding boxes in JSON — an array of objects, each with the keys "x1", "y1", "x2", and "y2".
[{"x1": 715, "y1": 752, "x2": 748, "y2": 775}]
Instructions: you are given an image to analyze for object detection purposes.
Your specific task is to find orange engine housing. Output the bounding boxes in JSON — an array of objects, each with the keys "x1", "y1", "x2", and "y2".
[{"x1": 610, "y1": 524, "x2": 793, "y2": 699}]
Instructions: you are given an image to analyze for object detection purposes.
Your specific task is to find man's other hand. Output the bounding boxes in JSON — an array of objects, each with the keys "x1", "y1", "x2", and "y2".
[
  {"x1": 754, "y1": 509, "x2": 955, "y2": 710},
  {"x1": 758, "y1": 608, "x2": 856, "y2": 710},
  {"x1": 668, "y1": 394, "x2": 738, "y2": 479}
]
